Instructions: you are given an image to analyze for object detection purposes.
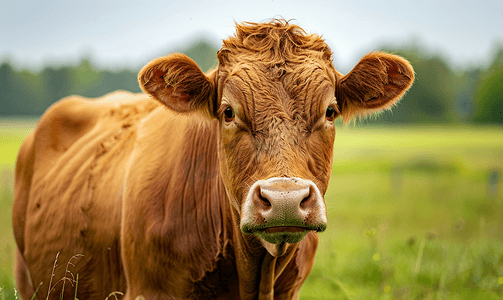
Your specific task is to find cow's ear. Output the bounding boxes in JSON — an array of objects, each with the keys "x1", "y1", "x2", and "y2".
[
  {"x1": 338, "y1": 52, "x2": 414, "y2": 122},
  {"x1": 138, "y1": 53, "x2": 215, "y2": 116}
]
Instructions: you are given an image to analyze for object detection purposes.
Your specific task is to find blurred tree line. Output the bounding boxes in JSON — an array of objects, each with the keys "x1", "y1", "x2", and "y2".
[
  {"x1": 375, "y1": 41, "x2": 503, "y2": 124},
  {"x1": 0, "y1": 39, "x2": 502, "y2": 123},
  {"x1": 0, "y1": 40, "x2": 218, "y2": 116}
]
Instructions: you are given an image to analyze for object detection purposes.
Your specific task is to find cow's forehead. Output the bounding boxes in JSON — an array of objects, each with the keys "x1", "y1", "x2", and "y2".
[
  {"x1": 220, "y1": 60, "x2": 335, "y2": 116},
  {"x1": 219, "y1": 62, "x2": 335, "y2": 136}
]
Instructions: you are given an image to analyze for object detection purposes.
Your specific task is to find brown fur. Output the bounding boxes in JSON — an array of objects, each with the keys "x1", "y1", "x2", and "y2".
[{"x1": 13, "y1": 19, "x2": 413, "y2": 300}]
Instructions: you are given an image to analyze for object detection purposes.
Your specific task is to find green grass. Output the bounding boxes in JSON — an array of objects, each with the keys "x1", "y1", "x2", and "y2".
[
  {"x1": 299, "y1": 124, "x2": 503, "y2": 299},
  {"x1": 1, "y1": 120, "x2": 502, "y2": 299}
]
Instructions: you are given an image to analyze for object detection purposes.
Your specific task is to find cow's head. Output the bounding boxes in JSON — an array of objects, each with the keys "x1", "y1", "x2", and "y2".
[{"x1": 138, "y1": 20, "x2": 414, "y2": 256}]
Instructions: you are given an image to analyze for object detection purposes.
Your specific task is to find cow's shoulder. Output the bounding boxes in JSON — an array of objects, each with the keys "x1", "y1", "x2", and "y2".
[
  {"x1": 16, "y1": 90, "x2": 160, "y2": 241},
  {"x1": 27, "y1": 90, "x2": 160, "y2": 191},
  {"x1": 33, "y1": 91, "x2": 150, "y2": 157}
]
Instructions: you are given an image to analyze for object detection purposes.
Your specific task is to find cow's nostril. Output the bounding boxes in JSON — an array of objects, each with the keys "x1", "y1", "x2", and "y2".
[{"x1": 259, "y1": 194, "x2": 271, "y2": 207}]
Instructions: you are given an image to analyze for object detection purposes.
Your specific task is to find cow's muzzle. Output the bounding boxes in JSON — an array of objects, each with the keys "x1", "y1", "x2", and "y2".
[{"x1": 240, "y1": 177, "x2": 327, "y2": 244}]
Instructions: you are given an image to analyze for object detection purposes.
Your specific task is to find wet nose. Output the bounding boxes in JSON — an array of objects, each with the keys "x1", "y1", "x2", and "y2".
[
  {"x1": 256, "y1": 178, "x2": 317, "y2": 217},
  {"x1": 241, "y1": 177, "x2": 327, "y2": 234}
]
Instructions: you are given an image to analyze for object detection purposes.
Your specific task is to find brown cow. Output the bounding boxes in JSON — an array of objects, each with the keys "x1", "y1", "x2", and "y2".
[{"x1": 13, "y1": 20, "x2": 414, "y2": 300}]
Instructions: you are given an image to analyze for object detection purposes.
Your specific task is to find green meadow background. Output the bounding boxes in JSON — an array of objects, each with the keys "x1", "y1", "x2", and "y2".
[
  {"x1": 1, "y1": 121, "x2": 502, "y2": 299},
  {"x1": 302, "y1": 125, "x2": 503, "y2": 300}
]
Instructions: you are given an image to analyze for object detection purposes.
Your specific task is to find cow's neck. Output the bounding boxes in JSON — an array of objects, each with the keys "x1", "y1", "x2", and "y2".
[{"x1": 230, "y1": 219, "x2": 300, "y2": 300}]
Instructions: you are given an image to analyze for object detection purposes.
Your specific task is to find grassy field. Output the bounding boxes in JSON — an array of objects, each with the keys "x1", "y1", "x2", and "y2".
[
  {"x1": 0, "y1": 120, "x2": 502, "y2": 299},
  {"x1": 301, "y1": 125, "x2": 503, "y2": 299}
]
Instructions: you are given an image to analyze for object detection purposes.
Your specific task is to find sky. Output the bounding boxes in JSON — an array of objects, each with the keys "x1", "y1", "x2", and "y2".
[{"x1": 1, "y1": 0, "x2": 502, "y2": 73}]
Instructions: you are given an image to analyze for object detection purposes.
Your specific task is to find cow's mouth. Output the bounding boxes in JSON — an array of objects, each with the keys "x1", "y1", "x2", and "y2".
[
  {"x1": 243, "y1": 224, "x2": 326, "y2": 244},
  {"x1": 263, "y1": 226, "x2": 308, "y2": 233}
]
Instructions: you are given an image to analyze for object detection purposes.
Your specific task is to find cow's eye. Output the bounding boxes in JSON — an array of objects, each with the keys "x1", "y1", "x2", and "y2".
[
  {"x1": 325, "y1": 106, "x2": 336, "y2": 121},
  {"x1": 224, "y1": 107, "x2": 235, "y2": 122}
]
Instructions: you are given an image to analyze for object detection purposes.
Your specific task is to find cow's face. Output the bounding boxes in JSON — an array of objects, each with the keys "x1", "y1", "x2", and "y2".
[
  {"x1": 215, "y1": 49, "x2": 337, "y2": 249},
  {"x1": 139, "y1": 21, "x2": 414, "y2": 256}
]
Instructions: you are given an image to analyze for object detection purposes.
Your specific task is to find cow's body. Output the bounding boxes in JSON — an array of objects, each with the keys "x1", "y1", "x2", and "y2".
[
  {"x1": 14, "y1": 20, "x2": 414, "y2": 299},
  {"x1": 14, "y1": 92, "x2": 317, "y2": 299}
]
